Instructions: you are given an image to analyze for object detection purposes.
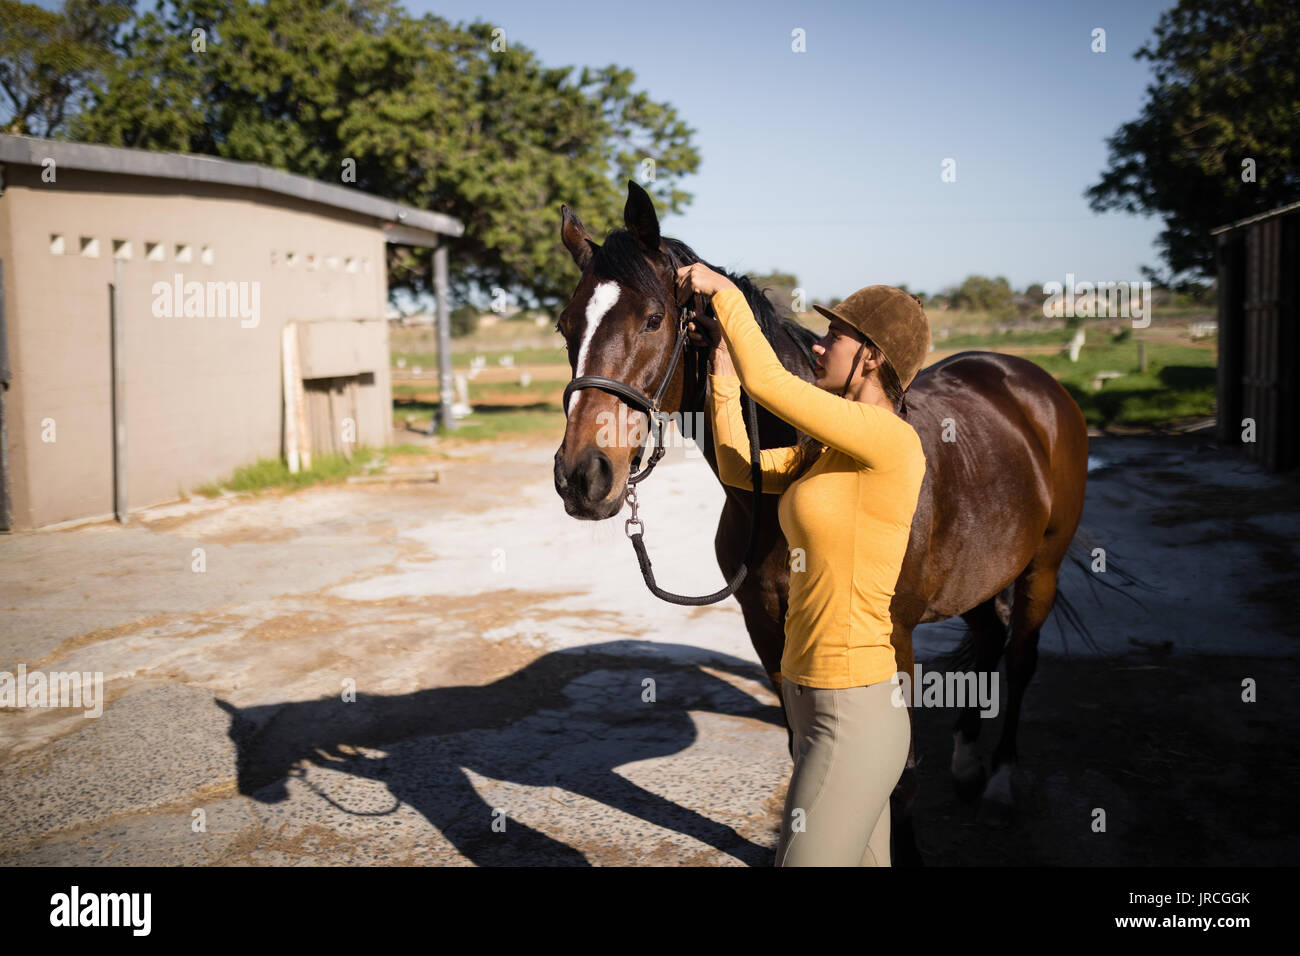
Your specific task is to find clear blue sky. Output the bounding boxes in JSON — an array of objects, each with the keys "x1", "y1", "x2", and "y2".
[{"x1": 408, "y1": 0, "x2": 1175, "y2": 300}]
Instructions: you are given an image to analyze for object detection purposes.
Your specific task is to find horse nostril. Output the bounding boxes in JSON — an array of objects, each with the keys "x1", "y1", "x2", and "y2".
[{"x1": 577, "y1": 448, "x2": 613, "y2": 502}]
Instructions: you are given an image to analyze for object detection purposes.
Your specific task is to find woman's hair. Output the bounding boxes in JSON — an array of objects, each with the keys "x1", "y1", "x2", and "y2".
[{"x1": 786, "y1": 337, "x2": 905, "y2": 481}]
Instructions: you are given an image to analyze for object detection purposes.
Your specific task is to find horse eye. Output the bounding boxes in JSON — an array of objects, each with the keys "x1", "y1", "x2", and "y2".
[{"x1": 645, "y1": 312, "x2": 664, "y2": 332}]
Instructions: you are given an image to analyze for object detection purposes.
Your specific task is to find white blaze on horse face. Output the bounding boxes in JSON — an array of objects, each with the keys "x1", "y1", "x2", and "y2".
[{"x1": 568, "y1": 280, "x2": 621, "y2": 417}]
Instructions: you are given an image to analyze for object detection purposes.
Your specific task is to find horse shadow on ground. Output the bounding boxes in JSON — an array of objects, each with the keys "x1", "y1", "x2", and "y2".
[{"x1": 214, "y1": 641, "x2": 784, "y2": 866}]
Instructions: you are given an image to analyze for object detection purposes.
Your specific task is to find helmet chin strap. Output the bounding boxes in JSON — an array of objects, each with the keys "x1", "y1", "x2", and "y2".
[{"x1": 839, "y1": 339, "x2": 869, "y2": 399}]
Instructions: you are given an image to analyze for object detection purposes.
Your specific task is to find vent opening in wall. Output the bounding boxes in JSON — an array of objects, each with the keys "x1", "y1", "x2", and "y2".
[
  {"x1": 145, "y1": 241, "x2": 164, "y2": 261},
  {"x1": 201, "y1": 246, "x2": 214, "y2": 265},
  {"x1": 113, "y1": 240, "x2": 132, "y2": 260},
  {"x1": 80, "y1": 237, "x2": 100, "y2": 258},
  {"x1": 50, "y1": 234, "x2": 65, "y2": 255},
  {"x1": 175, "y1": 244, "x2": 193, "y2": 263},
  {"x1": 287, "y1": 251, "x2": 299, "y2": 267}
]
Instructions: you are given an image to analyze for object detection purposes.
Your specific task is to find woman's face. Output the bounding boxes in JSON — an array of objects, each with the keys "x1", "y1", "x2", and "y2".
[{"x1": 811, "y1": 317, "x2": 871, "y2": 390}]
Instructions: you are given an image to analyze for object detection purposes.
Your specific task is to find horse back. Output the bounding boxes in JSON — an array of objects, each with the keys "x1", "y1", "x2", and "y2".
[{"x1": 895, "y1": 351, "x2": 1089, "y2": 623}]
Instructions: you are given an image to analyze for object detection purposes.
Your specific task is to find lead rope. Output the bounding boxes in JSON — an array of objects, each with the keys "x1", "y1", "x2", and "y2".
[{"x1": 624, "y1": 291, "x2": 765, "y2": 606}]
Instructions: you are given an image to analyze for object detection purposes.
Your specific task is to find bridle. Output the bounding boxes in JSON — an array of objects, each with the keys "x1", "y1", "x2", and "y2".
[{"x1": 560, "y1": 286, "x2": 766, "y2": 606}]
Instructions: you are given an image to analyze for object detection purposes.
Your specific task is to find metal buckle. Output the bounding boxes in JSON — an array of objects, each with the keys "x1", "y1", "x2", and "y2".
[{"x1": 624, "y1": 485, "x2": 642, "y2": 537}]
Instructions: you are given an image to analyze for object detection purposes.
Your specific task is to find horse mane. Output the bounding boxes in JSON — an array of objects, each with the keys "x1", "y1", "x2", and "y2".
[{"x1": 590, "y1": 229, "x2": 820, "y2": 374}]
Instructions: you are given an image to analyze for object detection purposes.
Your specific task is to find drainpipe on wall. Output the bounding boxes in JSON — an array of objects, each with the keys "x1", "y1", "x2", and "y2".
[
  {"x1": 110, "y1": 259, "x2": 127, "y2": 523},
  {"x1": 0, "y1": 258, "x2": 11, "y2": 533},
  {"x1": 434, "y1": 242, "x2": 455, "y2": 435}
]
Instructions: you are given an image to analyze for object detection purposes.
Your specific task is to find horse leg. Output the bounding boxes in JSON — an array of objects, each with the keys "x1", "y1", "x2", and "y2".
[
  {"x1": 889, "y1": 622, "x2": 924, "y2": 866},
  {"x1": 736, "y1": 593, "x2": 792, "y2": 759},
  {"x1": 950, "y1": 595, "x2": 1010, "y2": 802},
  {"x1": 978, "y1": 552, "x2": 1066, "y2": 826},
  {"x1": 716, "y1": 495, "x2": 794, "y2": 760}
]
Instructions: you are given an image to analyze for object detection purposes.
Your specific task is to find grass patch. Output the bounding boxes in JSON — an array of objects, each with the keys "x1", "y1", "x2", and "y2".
[
  {"x1": 937, "y1": 328, "x2": 1077, "y2": 348},
  {"x1": 1025, "y1": 341, "x2": 1217, "y2": 429},
  {"x1": 191, "y1": 444, "x2": 447, "y2": 496},
  {"x1": 392, "y1": 379, "x2": 568, "y2": 400},
  {"x1": 435, "y1": 409, "x2": 565, "y2": 442},
  {"x1": 395, "y1": 404, "x2": 566, "y2": 443},
  {"x1": 383, "y1": 442, "x2": 438, "y2": 456},
  {"x1": 393, "y1": 347, "x2": 567, "y2": 369}
]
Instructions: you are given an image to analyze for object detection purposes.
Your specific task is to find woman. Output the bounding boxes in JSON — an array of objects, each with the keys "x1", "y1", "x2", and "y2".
[{"x1": 676, "y1": 263, "x2": 930, "y2": 867}]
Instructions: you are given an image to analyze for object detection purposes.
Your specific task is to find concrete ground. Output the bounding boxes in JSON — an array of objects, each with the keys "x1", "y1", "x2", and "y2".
[{"x1": 1, "y1": 422, "x2": 1297, "y2": 865}]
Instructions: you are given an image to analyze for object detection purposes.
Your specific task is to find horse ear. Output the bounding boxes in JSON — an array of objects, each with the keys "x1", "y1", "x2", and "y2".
[
  {"x1": 561, "y1": 204, "x2": 596, "y2": 271},
  {"x1": 623, "y1": 180, "x2": 661, "y2": 252}
]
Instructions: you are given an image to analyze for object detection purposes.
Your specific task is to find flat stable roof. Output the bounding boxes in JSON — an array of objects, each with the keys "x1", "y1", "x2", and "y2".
[
  {"x1": 1210, "y1": 199, "x2": 1300, "y2": 236},
  {"x1": 0, "y1": 133, "x2": 464, "y2": 245}
]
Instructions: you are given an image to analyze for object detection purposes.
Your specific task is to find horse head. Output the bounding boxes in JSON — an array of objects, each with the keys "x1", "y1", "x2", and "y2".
[{"x1": 553, "y1": 180, "x2": 708, "y2": 519}]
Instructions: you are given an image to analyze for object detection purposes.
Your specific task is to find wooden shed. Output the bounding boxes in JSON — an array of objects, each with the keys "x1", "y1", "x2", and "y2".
[{"x1": 1212, "y1": 200, "x2": 1300, "y2": 472}]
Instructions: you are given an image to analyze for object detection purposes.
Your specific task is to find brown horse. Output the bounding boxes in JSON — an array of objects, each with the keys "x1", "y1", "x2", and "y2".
[{"x1": 553, "y1": 181, "x2": 1090, "y2": 865}]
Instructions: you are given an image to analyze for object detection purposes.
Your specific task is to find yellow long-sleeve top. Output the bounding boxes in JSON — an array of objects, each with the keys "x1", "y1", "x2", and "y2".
[{"x1": 707, "y1": 287, "x2": 927, "y2": 689}]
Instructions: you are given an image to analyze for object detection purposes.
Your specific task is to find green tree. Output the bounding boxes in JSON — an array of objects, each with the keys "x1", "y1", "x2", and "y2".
[
  {"x1": 951, "y1": 274, "x2": 1015, "y2": 315},
  {"x1": 67, "y1": 0, "x2": 699, "y2": 307},
  {"x1": 1086, "y1": 0, "x2": 1300, "y2": 282},
  {"x1": 0, "y1": 0, "x2": 132, "y2": 136},
  {"x1": 450, "y1": 303, "x2": 480, "y2": 338}
]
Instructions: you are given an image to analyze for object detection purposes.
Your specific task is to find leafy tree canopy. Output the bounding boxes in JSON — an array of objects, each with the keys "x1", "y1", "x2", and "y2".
[
  {"x1": 1087, "y1": 0, "x2": 1300, "y2": 283},
  {"x1": 2, "y1": 0, "x2": 699, "y2": 307},
  {"x1": 951, "y1": 274, "x2": 1014, "y2": 315},
  {"x1": 0, "y1": 0, "x2": 133, "y2": 136}
]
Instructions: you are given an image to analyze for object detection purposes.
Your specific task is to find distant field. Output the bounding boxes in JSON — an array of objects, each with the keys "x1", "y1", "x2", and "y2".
[{"x1": 393, "y1": 311, "x2": 1218, "y2": 439}]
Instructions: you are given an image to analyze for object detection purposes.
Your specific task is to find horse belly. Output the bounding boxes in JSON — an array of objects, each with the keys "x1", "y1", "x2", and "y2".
[{"x1": 915, "y1": 454, "x2": 1049, "y2": 622}]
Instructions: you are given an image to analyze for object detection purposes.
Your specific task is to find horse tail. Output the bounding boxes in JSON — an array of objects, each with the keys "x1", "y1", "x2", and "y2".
[
  {"x1": 1049, "y1": 524, "x2": 1163, "y2": 655},
  {"x1": 931, "y1": 523, "x2": 1160, "y2": 669}
]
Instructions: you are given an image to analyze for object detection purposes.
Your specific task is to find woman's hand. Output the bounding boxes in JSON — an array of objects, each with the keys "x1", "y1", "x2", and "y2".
[
  {"x1": 675, "y1": 263, "x2": 737, "y2": 301},
  {"x1": 677, "y1": 263, "x2": 735, "y2": 373}
]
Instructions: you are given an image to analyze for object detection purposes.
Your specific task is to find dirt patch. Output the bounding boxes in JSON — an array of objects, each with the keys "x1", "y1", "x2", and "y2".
[
  {"x1": 31, "y1": 612, "x2": 250, "y2": 669},
  {"x1": 242, "y1": 611, "x2": 352, "y2": 644},
  {"x1": 211, "y1": 820, "x2": 374, "y2": 866}
]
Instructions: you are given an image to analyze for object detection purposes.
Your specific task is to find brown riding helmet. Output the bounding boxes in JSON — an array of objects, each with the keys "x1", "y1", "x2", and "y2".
[{"x1": 813, "y1": 286, "x2": 932, "y2": 391}]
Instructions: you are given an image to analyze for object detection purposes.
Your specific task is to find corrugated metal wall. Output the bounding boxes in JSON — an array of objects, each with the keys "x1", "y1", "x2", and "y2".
[{"x1": 1216, "y1": 206, "x2": 1299, "y2": 472}]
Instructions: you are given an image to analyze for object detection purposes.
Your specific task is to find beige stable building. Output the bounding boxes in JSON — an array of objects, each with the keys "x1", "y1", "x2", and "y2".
[{"x1": 0, "y1": 134, "x2": 462, "y2": 530}]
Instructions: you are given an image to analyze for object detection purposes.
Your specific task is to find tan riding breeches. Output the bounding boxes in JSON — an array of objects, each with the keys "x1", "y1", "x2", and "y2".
[{"x1": 775, "y1": 677, "x2": 911, "y2": 866}]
